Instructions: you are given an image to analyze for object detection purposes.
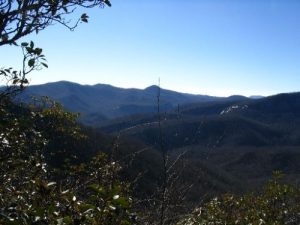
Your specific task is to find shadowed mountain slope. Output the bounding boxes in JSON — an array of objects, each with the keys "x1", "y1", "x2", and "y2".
[
  {"x1": 99, "y1": 92, "x2": 300, "y2": 148},
  {"x1": 18, "y1": 81, "x2": 223, "y2": 124}
]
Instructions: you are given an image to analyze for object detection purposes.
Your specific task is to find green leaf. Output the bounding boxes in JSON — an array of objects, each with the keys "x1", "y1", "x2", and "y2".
[
  {"x1": 28, "y1": 59, "x2": 35, "y2": 67},
  {"x1": 26, "y1": 47, "x2": 32, "y2": 53},
  {"x1": 121, "y1": 220, "x2": 131, "y2": 225},
  {"x1": 114, "y1": 197, "x2": 130, "y2": 208},
  {"x1": 48, "y1": 204, "x2": 55, "y2": 214},
  {"x1": 81, "y1": 18, "x2": 88, "y2": 23},
  {"x1": 12, "y1": 78, "x2": 19, "y2": 84},
  {"x1": 21, "y1": 42, "x2": 28, "y2": 47},
  {"x1": 41, "y1": 62, "x2": 48, "y2": 68},
  {"x1": 104, "y1": 0, "x2": 112, "y2": 7},
  {"x1": 81, "y1": 13, "x2": 89, "y2": 23},
  {"x1": 35, "y1": 48, "x2": 43, "y2": 55},
  {"x1": 63, "y1": 216, "x2": 73, "y2": 224},
  {"x1": 79, "y1": 203, "x2": 95, "y2": 212},
  {"x1": 1, "y1": 70, "x2": 7, "y2": 76}
]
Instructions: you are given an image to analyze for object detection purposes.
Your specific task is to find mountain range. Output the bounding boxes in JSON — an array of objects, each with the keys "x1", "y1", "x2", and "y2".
[
  {"x1": 14, "y1": 80, "x2": 300, "y2": 149},
  {"x1": 12, "y1": 81, "x2": 300, "y2": 197},
  {"x1": 17, "y1": 81, "x2": 246, "y2": 125}
]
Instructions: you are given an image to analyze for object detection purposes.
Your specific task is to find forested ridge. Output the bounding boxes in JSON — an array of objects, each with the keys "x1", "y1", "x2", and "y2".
[
  {"x1": 2, "y1": 91, "x2": 300, "y2": 225},
  {"x1": 1, "y1": 0, "x2": 300, "y2": 224}
]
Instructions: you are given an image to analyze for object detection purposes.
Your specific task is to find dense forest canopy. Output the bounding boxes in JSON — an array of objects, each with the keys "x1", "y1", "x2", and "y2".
[{"x1": 1, "y1": 1, "x2": 300, "y2": 224}]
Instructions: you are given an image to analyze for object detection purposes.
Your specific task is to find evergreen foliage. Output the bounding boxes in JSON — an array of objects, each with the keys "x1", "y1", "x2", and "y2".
[
  {"x1": 179, "y1": 172, "x2": 300, "y2": 225},
  {"x1": 0, "y1": 97, "x2": 134, "y2": 225}
]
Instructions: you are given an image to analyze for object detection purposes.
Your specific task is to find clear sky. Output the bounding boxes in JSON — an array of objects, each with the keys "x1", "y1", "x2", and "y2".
[{"x1": 1, "y1": 0, "x2": 300, "y2": 96}]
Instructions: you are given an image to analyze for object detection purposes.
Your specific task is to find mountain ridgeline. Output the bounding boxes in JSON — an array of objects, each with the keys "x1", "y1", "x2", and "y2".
[
  {"x1": 18, "y1": 81, "x2": 222, "y2": 125},
  {"x1": 16, "y1": 81, "x2": 300, "y2": 195},
  {"x1": 17, "y1": 81, "x2": 300, "y2": 148},
  {"x1": 100, "y1": 92, "x2": 300, "y2": 148}
]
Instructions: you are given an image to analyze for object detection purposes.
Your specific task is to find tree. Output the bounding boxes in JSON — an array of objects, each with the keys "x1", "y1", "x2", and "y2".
[
  {"x1": 0, "y1": 0, "x2": 111, "y2": 97},
  {"x1": 0, "y1": 0, "x2": 111, "y2": 47},
  {"x1": 0, "y1": 97, "x2": 134, "y2": 224},
  {"x1": 0, "y1": 41, "x2": 48, "y2": 98},
  {"x1": 134, "y1": 84, "x2": 192, "y2": 225},
  {"x1": 179, "y1": 172, "x2": 300, "y2": 225},
  {"x1": 0, "y1": 1, "x2": 136, "y2": 224}
]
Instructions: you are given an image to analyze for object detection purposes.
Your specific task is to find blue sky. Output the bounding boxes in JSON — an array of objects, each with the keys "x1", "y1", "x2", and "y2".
[{"x1": 1, "y1": 0, "x2": 300, "y2": 96}]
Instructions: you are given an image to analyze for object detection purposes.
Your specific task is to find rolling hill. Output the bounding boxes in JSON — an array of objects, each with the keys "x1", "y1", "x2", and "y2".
[
  {"x1": 99, "y1": 92, "x2": 300, "y2": 148},
  {"x1": 17, "y1": 81, "x2": 223, "y2": 125},
  {"x1": 20, "y1": 81, "x2": 299, "y2": 152},
  {"x1": 10, "y1": 82, "x2": 300, "y2": 201}
]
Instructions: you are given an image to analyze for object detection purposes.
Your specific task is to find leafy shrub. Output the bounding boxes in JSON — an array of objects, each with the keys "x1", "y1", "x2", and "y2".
[
  {"x1": 179, "y1": 171, "x2": 300, "y2": 225},
  {"x1": 0, "y1": 97, "x2": 134, "y2": 225}
]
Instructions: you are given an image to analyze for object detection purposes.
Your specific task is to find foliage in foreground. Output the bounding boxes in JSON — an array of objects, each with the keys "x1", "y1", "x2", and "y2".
[
  {"x1": 179, "y1": 171, "x2": 300, "y2": 225},
  {"x1": 2, "y1": 95, "x2": 300, "y2": 225},
  {"x1": 0, "y1": 97, "x2": 133, "y2": 225}
]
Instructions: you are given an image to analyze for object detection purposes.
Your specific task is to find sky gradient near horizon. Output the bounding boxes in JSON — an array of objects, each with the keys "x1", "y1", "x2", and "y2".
[{"x1": 1, "y1": 0, "x2": 300, "y2": 97}]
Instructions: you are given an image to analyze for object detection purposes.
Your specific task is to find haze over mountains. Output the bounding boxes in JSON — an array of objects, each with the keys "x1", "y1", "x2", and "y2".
[
  {"x1": 18, "y1": 81, "x2": 246, "y2": 122},
  {"x1": 17, "y1": 80, "x2": 300, "y2": 148},
  {"x1": 15, "y1": 80, "x2": 300, "y2": 195},
  {"x1": 101, "y1": 92, "x2": 300, "y2": 147}
]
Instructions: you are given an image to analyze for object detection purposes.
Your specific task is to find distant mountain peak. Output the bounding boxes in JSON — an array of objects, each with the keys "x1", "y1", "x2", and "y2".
[
  {"x1": 21, "y1": 81, "x2": 299, "y2": 126},
  {"x1": 144, "y1": 85, "x2": 160, "y2": 91},
  {"x1": 20, "y1": 82, "x2": 221, "y2": 121},
  {"x1": 249, "y1": 95, "x2": 264, "y2": 99},
  {"x1": 227, "y1": 95, "x2": 248, "y2": 101},
  {"x1": 46, "y1": 80, "x2": 78, "y2": 86}
]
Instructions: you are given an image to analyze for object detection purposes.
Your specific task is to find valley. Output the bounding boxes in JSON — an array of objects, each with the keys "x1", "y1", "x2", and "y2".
[{"x1": 19, "y1": 81, "x2": 300, "y2": 199}]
